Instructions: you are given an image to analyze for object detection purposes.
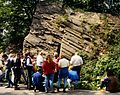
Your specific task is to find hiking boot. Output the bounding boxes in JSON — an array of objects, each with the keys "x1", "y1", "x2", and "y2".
[
  {"x1": 63, "y1": 88, "x2": 66, "y2": 93},
  {"x1": 57, "y1": 87, "x2": 59, "y2": 92},
  {"x1": 5, "y1": 86, "x2": 10, "y2": 88},
  {"x1": 14, "y1": 87, "x2": 20, "y2": 90},
  {"x1": 34, "y1": 87, "x2": 36, "y2": 92},
  {"x1": 45, "y1": 90, "x2": 49, "y2": 93}
]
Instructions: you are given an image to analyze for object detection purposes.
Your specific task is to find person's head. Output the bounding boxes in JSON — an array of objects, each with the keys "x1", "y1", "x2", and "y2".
[
  {"x1": 60, "y1": 54, "x2": 65, "y2": 59},
  {"x1": 36, "y1": 66, "x2": 42, "y2": 73},
  {"x1": 39, "y1": 51, "x2": 43, "y2": 56},
  {"x1": 54, "y1": 52, "x2": 58, "y2": 59},
  {"x1": 46, "y1": 54, "x2": 53, "y2": 63},
  {"x1": 17, "y1": 53, "x2": 20, "y2": 58},
  {"x1": 20, "y1": 53, "x2": 23, "y2": 58},
  {"x1": 25, "y1": 52, "x2": 30, "y2": 57},
  {"x1": 2, "y1": 54, "x2": 8, "y2": 61},
  {"x1": 107, "y1": 69, "x2": 115, "y2": 77},
  {"x1": 9, "y1": 53, "x2": 14, "y2": 58}
]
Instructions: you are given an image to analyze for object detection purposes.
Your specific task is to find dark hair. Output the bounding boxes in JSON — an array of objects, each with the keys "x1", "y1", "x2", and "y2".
[
  {"x1": 25, "y1": 52, "x2": 30, "y2": 56},
  {"x1": 2, "y1": 54, "x2": 8, "y2": 58},
  {"x1": 17, "y1": 53, "x2": 20, "y2": 56},
  {"x1": 37, "y1": 66, "x2": 42, "y2": 73},
  {"x1": 107, "y1": 69, "x2": 114, "y2": 77}
]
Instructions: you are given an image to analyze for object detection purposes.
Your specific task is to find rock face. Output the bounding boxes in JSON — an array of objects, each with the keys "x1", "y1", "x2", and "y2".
[
  {"x1": 23, "y1": 1, "x2": 120, "y2": 59},
  {"x1": 23, "y1": 1, "x2": 65, "y2": 54},
  {"x1": 60, "y1": 13, "x2": 120, "y2": 59}
]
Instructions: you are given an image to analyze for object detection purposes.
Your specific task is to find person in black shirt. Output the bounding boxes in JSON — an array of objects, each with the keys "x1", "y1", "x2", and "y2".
[
  {"x1": 25, "y1": 52, "x2": 33, "y2": 90},
  {"x1": 13, "y1": 53, "x2": 21, "y2": 90}
]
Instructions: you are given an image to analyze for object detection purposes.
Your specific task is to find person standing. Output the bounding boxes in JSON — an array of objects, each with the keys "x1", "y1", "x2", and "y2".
[
  {"x1": 26, "y1": 52, "x2": 33, "y2": 90},
  {"x1": 13, "y1": 53, "x2": 21, "y2": 90},
  {"x1": 0, "y1": 68, "x2": 5, "y2": 82},
  {"x1": 20, "y1": 54, "x2": 27, "y2": 84},
  {"x1": 53, "y1": 52, "x2": 60, "y2": 83},
  {"x1": 42, "y1": 54, "x2": 55, "y2": 93},
  {"x1": 4, "y1": 54, "x2": 14, "y2": 88},
  {"x1": 70, "y1": 52, "x2": 83, "y2": 81},
  {"x1": 37, "y1": 51, "x2": 44, "y2": 69},
  {"x1": 57, "y1": 55, "x2": 69, "y2": 92}
]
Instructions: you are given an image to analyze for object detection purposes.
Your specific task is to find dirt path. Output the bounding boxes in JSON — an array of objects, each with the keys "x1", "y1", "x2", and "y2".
[{"x1": 0, "y1": 85, "x2": 120, "y2": 95}]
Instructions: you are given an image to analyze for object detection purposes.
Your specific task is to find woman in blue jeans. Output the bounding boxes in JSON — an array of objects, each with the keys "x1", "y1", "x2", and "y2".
[
  {"x1": 42, "y1": 54, "x2": 55, "y2": 93},
  {"x1": 44, "y1": 74, "x2": 54, "y2": 92}
]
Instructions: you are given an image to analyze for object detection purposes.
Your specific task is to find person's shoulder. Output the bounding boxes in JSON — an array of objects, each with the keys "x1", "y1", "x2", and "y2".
[
  {"x1": 65, "y1": 58, "x2": 69, "y2": 62},
  {"x1": 52, "y1": 61, "x2": 55, "y2": 64},
  {"x1": 71, "y1": 55, "x2": 76, "y2": 58},
  {"x1": 59, "y1": 58, "x2": 63, "y2": 62},
  {"x1": 71, "y1": 55, "x2": 78, "y2": 59},
  {"x1": 33, "y1": 72, "x2": 41, "y2": 75},
  {"x1": 37, "y1": 55, "x2": 40, "y2": 58},
  {"x1": 43, "y1": 60, "x2": 47, "y2": 63},
  {"x1": 57, "y1": 57, "x2": 60, "y2": 61},
  {"x1": 61, "y1": 58, "x2": 68, "y2": 62},
  {"x1": 76, "y1": 55, "x2": 82, "y2": 59}
]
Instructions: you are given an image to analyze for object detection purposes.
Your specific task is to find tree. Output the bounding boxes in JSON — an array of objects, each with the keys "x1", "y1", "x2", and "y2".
[
  {"x1": 62, "y1": 0, "x2": 120, "y2": 15},
  {"x1": 0, "y1": 0, "x2": 39, "y2": 52}
]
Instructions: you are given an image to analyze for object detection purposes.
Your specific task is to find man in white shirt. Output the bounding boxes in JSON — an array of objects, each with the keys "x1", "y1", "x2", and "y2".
[
  {"x1": 70, "y1": 52, "x2": 83, "y2": 81},
  {"x1": 57, "y1": 55, "x2": 69, "y2": 92},
  {"x1": 58, "y1": 58, "x2": 69, "y2": 68},
  {"x1": 36, "y1": 51, "x2": 44, "y2": 68}
]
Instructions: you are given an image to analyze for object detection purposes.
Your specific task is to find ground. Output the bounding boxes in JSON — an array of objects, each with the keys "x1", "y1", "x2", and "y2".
[{"x1": 0, "y1": 84, "x2": 120, "y2": 95}]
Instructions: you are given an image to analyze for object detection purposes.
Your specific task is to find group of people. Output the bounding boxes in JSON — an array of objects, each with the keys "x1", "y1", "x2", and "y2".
[
  {"x1": 0, "y1": 51, "x2": 83, "y2": 93},
  {"x1": 0, "y1": 50, "x2": 119, "y2": 93}
]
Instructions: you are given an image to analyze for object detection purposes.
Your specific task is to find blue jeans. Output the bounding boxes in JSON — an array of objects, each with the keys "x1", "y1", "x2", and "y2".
[
  {"x1": 44, "y1": 74, "x2": 54, "y2": 92},
  {"x1": 58, "y1": 77, "x2": 67, "y2": 88},
  {"x1": 5, "y1": 69, "x2": 14, "y2": 86},
  {"x1": 72, "y1": 66, "x2": 81, "y2": 81}
]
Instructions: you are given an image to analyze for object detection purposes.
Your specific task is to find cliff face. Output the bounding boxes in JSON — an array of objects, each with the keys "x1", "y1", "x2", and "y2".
[
  {"x1": 60, "y1": 13, "x2": 120, "y2": 59},
  {"x1": 23, "y1": 1, "x2": 120, "y2": 59},
  {"x1": 23, "y1": 2, "x2": 64, "y2": 54}
]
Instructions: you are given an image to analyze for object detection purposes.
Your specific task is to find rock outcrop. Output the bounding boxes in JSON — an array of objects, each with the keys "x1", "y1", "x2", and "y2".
[
  {"x1": 23, "y1": 1, "x2": 64, "y2": 54},
  {"x1": 23, "y1": 1, "x2": 120, "y2": 59},
  {"x1": 60, "y1": 13, "x2": 120, "y2": 59}
]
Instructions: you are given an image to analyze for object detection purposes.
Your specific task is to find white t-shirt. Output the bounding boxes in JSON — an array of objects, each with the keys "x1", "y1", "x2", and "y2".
[
  {"x1": 26, "y1": 57, "x2": 33, "y2": 66},
  {"x1": 36, "y1": 55, "x2": 44, "y2": 67},
  {"x1": 70, "y1": 55, "x2": 83, "y2": 66},
  {"x1": 58, "y1": 58, "x2": 69, "y2": 68}
]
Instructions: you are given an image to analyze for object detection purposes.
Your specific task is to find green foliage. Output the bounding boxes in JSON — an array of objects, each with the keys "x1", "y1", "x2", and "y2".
[
  {"x1": 62, "y1": 0, "x2": 120, "y2": 15},
  {"x1": 80, "y1": 53, "x2": 120, "y2": 90},
  {"x1": 55, "y1": 15, "x2": 68, "y2": 27},
  {"x1": 0, "y1": 0, "x2": 38, "y2": 52},
  {"x1": 80, "y1": 28, "x2": 120, "y2": 90}
]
